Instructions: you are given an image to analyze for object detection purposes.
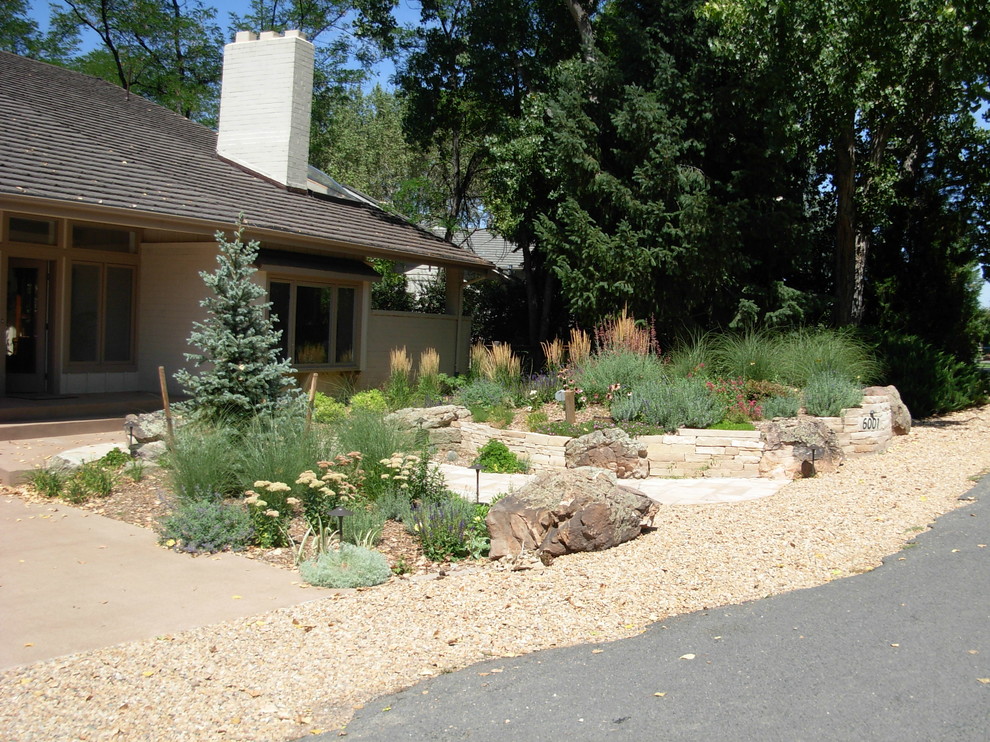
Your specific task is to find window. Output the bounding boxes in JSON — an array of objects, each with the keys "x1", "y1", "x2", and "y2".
[
  {"x1": 7, "y1": 216, "x2": 57, "y2": 245},
  {"x1": 72, "y1": 225, "x2": 136, "y2": 253},
  {"x1": 69, "y1": 263, "x2": 134, "y2": 364},
  {"x1": 269, "y1": 281, "x2": 357, "y2": 366}
]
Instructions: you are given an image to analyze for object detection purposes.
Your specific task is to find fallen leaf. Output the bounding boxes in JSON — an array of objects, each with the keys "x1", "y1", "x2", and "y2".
[
  {"x1": 142, "y1": 670, "x2": 156, "y2": 677},
  {"x1": 679, "y1": 654, "x2": 695, "y2": 660},
  {"x1": 232, "y1": 595, "x2": 243, "y2": 600},
  {"x1": 890, "y1": 644, "x2": 900, "y2": 648},
  {"x1": 591, "y1": 649, "x2": 603, "y2": 654},
  {"x1": 23, "y1": 643, "x2": 33, "y2": 647},
  {"x1": 654, "y1": 692, "x2": 666, "y2": 697},
  {"x1": 978, "y1": 678, "x2": 990, "y2": 684}
]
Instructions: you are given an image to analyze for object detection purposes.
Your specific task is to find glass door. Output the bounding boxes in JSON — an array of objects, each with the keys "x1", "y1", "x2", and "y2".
[{"x1": 5, "y1": 258, "x2": 51, "y2": 394}]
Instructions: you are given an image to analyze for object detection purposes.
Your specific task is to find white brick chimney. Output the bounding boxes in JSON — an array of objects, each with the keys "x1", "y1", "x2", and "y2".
[{"x1": 217, "y1": 30, "x2": 315, "y2": 190}]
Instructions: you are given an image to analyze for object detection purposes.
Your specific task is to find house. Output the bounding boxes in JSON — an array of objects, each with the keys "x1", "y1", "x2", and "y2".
[
  {"x1": 0, "y1": 31, "x2": 492, "y2": 408},
  {"x1": 405, "y1": 228, "x2": 521, "y2": 297}
]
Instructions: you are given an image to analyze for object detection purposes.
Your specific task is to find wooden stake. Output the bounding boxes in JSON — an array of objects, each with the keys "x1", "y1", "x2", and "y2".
[
  {"x1": 305, "y1": 373, "x2": 319, "y2": 429},
  {"x1": 564, "y1": 389, "x2": 576, "y2": 424},
  {"x1": 158, "y1": 366, "x2": 175, "y2": 446}
]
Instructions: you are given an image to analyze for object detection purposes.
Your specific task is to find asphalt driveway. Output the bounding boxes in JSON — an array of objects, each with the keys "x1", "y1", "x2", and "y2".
[{"x1": 306, "y1": 479, "x2": 990, "y2": 741}]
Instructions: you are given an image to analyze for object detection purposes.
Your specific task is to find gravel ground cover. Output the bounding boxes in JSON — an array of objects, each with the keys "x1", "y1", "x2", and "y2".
[{"x1": 3, "y1": 405, "x2": 989, "y2": 741}]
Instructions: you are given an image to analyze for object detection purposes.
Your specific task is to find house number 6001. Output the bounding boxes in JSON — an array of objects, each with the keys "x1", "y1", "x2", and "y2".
[{"x1": 862, "y1": 412, "x2": 879, "y2": 430}]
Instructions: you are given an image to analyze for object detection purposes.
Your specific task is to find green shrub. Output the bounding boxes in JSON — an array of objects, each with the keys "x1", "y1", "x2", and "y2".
[
  {"x1": 744, "y1": 379, "x2": 796, "y2": 400},
  {"x1": 410, "y1": 496, "x2": 480, "y2": 561},
  {"x1": 349, "y1": 389, "x2": 389, "y2": 414},
  {"x1": 336, "y1": 411, "x2": 415, "y2": 499},
  {"x1": 457, "y1": 379, "x2": 515, "y2": 408},
  {"x1": 474, "y1": 439, "x2": 528, "y2": 473},
  {"x1": 872, "y1": 331, "x2": 986, "y2": 417},
  {"x1": 776, "y1": 328, "x2": 878, "y2": 387},
  {"x1": 803, "y1": 371, "x2": 863, "y2": 417},
  {"x1": 299, "y1": 544, "x2": 392, "y2": 588},
  {"x1": 375, "y1": 490, "x2": 414, "y2": 523},
  {"x1": 380, "y1": 452, "x2": 452, "y2": 504},
  {"x1": 158, "y1": 500, "x2": 254, "y2": 554},
  {"x1": 665, "y1": 332, "x2": 716, "y2": 379},
  {"x1": 99, "y1": 447, "x2": 131, "y2": 469},
  {"x1": 74, "y1": 461, "x2": 118, "y2": 498},
  {"x1": 526, "y1": 410, "x2": 549, "y2": 430},
  {"x1": 530, "y1": 419, "x2": 597, "y2": 437},
  {"x1": 613, "y1": 378, "x2": 723, "y2": 432},
  {"x1": 313, "y1": 392, "x2": 347, "y2": 424},
  {"x1": 571, "y1": 351, "x2": 667, "y2": 403},
  {"x1": 123, "y1": 460, "x2": 146, "y2": 482},
  {"x1": 708, "y1": 420, "x2": 757, "y2": 431},
  {"x1": 26, "y1": 465, "x2": 67, "y2": 498},
  {"x1": 28, "y1": 459, "x2": 119, "y2": 503},
  {"x1": 470, "y1": 404, "x2": 514, "y2": 428},
  {"x1": 710, "y1": 330, "x2": 783, "y2": 382},
  {"x1": 761, "y1": 394, "x2": 801, "y2": 419},
  {"x1": 522, "y1": 373, "x2": 558, "y2": 405},
  {"x1": 168, "y1": 422, "x2": 240, "y2": 502},
  {"x1": 341, "y1": 505, "x2": 385, "y2": 547},
  {"x1": 437, "y1": 373, "x2": 466, "y2": 395},
  {"x1": 234, "y1": 413, "x2": 331, "y2": 502}
]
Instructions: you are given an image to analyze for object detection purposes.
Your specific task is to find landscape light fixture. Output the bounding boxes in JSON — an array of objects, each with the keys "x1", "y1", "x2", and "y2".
[
  {"x1": 470, "y1": 463, "x2": 483, "y2": 503},
  {"x1": 328, "y1": 507, "x2": 353, "y2": 550}
]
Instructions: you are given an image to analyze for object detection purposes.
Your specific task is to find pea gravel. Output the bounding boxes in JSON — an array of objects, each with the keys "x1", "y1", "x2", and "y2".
[{"x1": 3, "y1": 406, "x2": 989, "y2": 741}]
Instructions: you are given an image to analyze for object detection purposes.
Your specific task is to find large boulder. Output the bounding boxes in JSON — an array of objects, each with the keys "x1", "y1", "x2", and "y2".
[
  {"x1": 123, "y1": 411, "x2": 173, "y2": 444},
  {"x1": 386, "y1": 405, "x2": 470, "y2": 430},
  {"x1": 758, "y1": 417, "x2": 844, "y2": 479},
  {"x1": 863, "y1": 385, "x2": 911, "y2": 435},
  {"x1": 564, "y1": 428, "x2": 650, "y2": 479},
  {"x1": 486, "y1": 467, "x2": 659, "y2": 559}
]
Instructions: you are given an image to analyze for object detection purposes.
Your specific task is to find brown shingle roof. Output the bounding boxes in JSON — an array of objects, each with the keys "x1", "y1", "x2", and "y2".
[{"x1": 0, "y1": 52, "x2": 492, "y2": 270}]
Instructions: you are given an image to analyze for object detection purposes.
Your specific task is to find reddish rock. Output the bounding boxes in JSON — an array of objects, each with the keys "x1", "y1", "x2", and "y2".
[
  {"x1": 486, "y1": 467, "x2": 658, "y2": 559},
  {"x1": 564, "y1": 428, "x2": 650, "y2": 479}
]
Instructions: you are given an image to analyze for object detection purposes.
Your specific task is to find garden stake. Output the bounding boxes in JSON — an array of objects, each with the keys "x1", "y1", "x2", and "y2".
[
  {"x1": 305, "y1": 372, "x2": 319, "y2": 430},
  {"x1": 158, "y1": 365, "x2": 175, "y2": 447},
  {"x1": 564, "y1": 389, "x2": 576, "y2": 424}
]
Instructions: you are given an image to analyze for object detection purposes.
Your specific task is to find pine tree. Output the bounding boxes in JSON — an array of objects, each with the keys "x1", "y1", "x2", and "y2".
[{"x1": 175, "y1": 219, "x2": 299, "y2": 420}]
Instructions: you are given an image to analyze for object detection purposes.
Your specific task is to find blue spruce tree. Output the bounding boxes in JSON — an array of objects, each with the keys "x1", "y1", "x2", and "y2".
[{"x1": 175, "y1": 219, "x2": 299, "y2": 419}]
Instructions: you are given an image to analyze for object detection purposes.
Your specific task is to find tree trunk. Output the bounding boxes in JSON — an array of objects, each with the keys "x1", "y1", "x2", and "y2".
[{"x1": 834, "y1": 118, "x2": 866, "y2": 326}]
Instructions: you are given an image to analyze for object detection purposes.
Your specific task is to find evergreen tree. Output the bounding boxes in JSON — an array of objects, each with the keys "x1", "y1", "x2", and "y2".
[{"x1": 175, "y1": 220, "x2": 299, "y2": 420}]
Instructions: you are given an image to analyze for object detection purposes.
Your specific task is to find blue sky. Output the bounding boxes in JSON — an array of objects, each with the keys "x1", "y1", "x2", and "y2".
[{"x1": 29, "y1": 0, "x2": 420, "y2": 88}]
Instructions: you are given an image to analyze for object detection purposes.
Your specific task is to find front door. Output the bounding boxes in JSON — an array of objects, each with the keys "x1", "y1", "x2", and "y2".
[{"x1": 5, "y1": 258, "x2": 51, "y2": 394}]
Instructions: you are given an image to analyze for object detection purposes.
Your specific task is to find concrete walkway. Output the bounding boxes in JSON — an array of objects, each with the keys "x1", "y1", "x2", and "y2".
[
  {"x1": 439, "y1": 464, "x2": 786, "y2": 506},
  {"x1": 306, "y1": 482, "x2": 990, "y2": 741},
  {"x1": 0, "y1": 495, "x2": 331, "y2": 670}
]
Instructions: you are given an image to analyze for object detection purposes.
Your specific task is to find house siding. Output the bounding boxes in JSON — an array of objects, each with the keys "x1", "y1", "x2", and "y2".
[
  {"x1": 364, "y1": 311, "x2": 471, "y2": 389},
  {"x1": 138, "y1": 243, "x2": 216, "y2": 394}
]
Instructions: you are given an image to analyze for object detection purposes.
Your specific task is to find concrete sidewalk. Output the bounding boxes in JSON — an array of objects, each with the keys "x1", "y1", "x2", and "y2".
[{"x1": 0, "y1": 495, "x2": 331, "y2": 670}]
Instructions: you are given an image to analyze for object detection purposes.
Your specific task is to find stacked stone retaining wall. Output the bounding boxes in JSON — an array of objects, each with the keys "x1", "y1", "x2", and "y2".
[{"x1": 451, "y1": 389, "x2": 899, "y2": 481}]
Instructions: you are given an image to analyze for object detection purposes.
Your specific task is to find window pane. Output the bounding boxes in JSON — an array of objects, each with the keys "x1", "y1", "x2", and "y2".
[
  {"x1": 9, "y1": 217, "x2": 56, "y2": 245},
  {"x1": 104, "y1": 267, "x2": 133, "y2": 362},
  {"x1": 269, "y1": 281, "x2": 291, "y2": 361},
  {"x1": 70, "y1": 264, "x2": 100, "y2": 362},
  {"x1": 72, "y1": 225, "x2": 135, "y2": 253},
  {"x1": 294, "y1": 285, "x2": 331, "y2": 364},
  {"x1": 335, "y1": 288, "x2": 355, "y2": 364}
]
